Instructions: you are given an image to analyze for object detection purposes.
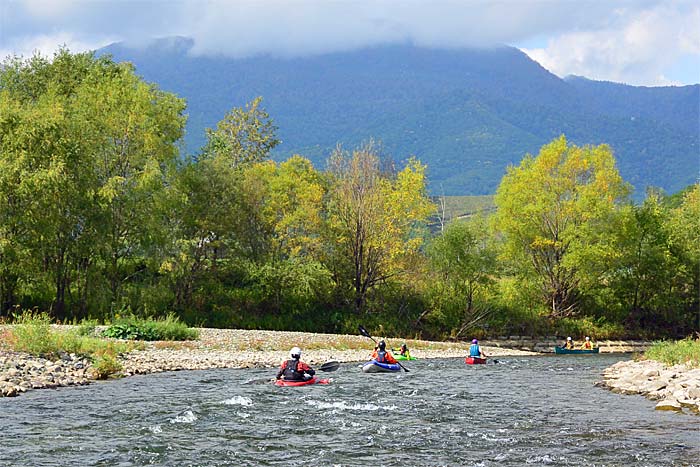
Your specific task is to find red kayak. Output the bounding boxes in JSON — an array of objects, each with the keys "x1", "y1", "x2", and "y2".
[
  {"x1": 465, "y1": 356, "x2": 487, "y2": 365},
  {"x1": 274, "y1": 377, "x2": 330, "y2": 387}
]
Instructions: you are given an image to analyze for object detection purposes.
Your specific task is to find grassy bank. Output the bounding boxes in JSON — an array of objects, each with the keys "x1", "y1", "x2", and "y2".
[
  {"x1": 0, "y1": 313, "x2": 142, "y2": 378},
  {"x1": 644, "y1": 337, "x2": 700, "y2": 367}
]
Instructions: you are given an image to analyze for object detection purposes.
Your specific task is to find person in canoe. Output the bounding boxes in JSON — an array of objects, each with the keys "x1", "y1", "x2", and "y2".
[
  {"x1": 276, "y1": 347, "x2": 316, "y2": 381},
  {"x1": 580, "y1": 336, "x2": 594, "y2": 350},
  {"x1": 371, "y1": 340, "x2": 398, "y2": 364},
  {"x1": 398, "y1": 343, "x2": 411, "y2": 359},
  {"x1": 469, "y1": 339, "x2": 487, "y2": 358},
  {"x1": 563, "y1": 336, "x2": 575, "y2": 349}
]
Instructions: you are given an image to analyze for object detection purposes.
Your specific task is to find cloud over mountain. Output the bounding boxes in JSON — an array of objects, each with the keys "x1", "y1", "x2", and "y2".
[{"x1": 1, "y1": 0, "x2": 698, "y2": 86}]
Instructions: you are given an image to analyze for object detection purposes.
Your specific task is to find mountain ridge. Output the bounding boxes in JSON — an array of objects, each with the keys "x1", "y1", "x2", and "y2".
[{"x1": 98, "y1": 37, "x2": 699, "y2": 195}]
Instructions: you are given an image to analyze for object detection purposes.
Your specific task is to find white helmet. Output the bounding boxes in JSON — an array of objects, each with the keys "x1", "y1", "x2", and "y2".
[
  {"x1": 290, "y1": 347, "x2": 302, "y2": 359},
  {"x1": 585, "y1": 336, "x2": 590, "y2": 341},
  {"x1": 567, "y1": 337, "x2": 572, "y2": 341}
]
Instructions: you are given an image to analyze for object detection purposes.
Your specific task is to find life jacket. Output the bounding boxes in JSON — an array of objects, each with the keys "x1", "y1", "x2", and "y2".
[
  {"x1": 376, "y1": 350, "x2": 389, "y2": 363},
  {"x1": 582, "y1": 341, "x2": 593, "y2": 349},
  {"x1": 282, "y1": 359, "x2": 304, "y2": 380},
  {"x1": 469, "y1": 344, "x2": 481, "y2": 357}
]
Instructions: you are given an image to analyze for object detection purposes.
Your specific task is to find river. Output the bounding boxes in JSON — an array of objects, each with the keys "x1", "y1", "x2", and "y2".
[{"x1": 1, "y1": 354, "x2": 698, "y2": 466}]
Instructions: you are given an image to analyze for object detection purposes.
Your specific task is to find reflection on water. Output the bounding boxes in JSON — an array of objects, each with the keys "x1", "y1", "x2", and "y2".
[{"x1": 2, "y1": 354, "x2": 698, "y2": 466}]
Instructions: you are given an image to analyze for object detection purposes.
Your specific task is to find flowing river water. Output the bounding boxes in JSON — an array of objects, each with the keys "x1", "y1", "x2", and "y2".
[{"x1": 1, "y1": 354, "x2": 698, "y2": 466}]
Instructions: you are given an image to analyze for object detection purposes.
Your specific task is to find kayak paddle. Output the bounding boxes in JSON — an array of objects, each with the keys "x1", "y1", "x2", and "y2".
[
  {"x1": 318, "y1": 361, "x2": 340, "y2": 372},
  {"x1": 357, "y1": 325, "x2": 410, "y2": 373}
]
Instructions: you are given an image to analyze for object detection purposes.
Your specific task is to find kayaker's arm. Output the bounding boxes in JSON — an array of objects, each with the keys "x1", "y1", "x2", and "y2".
[{"x1": 299, "y1": 361, "x2": 315, "y2": 376}]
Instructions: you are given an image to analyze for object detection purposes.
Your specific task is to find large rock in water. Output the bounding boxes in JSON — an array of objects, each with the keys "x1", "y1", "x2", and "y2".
[{"x1": 655, "y1": 399, "x2": 683, "y2": 412}]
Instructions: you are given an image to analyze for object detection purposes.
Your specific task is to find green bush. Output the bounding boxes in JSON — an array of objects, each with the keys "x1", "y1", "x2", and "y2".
[
  {"x1": 5, "y1": 311, "x2": 135, "y2": 378},
  {"x1": 76, "y1": 319, "x2": 99, "y2": 336},
  {"x1": 9, "y1": 311, "x2": 55, "y2": 355},
  {"x1": 92, "y1": 353, "x2": 123, "y2": 379},
  {"x1": 645, "y1": 337, "x2": 700, "y2": 367},
  {"x1": 553, "y1": 316, "x2": 626, "y2": 340},
  {"x1": 102, "y1": 314, "x2": 198, "y2": 341}
]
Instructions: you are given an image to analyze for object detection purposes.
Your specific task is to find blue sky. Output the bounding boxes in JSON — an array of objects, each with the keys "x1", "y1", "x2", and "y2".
[{"x1": 1, "y1": 0, "x2": 698, "y2": 86}]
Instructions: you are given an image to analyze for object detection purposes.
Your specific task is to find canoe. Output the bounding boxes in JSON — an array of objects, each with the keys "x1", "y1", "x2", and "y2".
[
  {"x1": 554, "y1": 346, "x2": 600, "y2": 354},
  {"x1": 394, "y1": 355, "x2": 416, "y2": 361},
  {"x1": 361, "y1": 360, "x2": 401, "y2": 373},
  {"x1": 465, "y1": 356, "x2": 487, "y2": 365},
  {"x1": 274, "y1": 377, "x2": 330, "y2": 387}
]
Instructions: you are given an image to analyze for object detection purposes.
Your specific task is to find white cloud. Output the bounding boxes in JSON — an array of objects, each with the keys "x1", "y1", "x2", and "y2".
[
  {"x1": 2, "y1": 0, "x2": 697, "y2": 85},
  {"x1": 181, "y1": 0, "x2": 624, "y2": 58},
  {"x1": 0, "y1": 32, "x2": 116, "y2": 61},
  {"x1": 521, "y1": 3, "x2": 700, "y2": 86}
]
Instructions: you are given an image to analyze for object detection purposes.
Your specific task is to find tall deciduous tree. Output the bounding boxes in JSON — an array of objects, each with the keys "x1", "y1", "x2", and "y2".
[
  {"x1": 582, "y1": 185, "x2": 699, "y2": 336},
  {"x1": 164, "y1": 98, "x2": 279, "y2": 312},
  {"x1": 494, "y1": 136, "x2": 629, "y2": 318},
  {"x1": 325, "y1": 142, "x2": 434, "y2": 314},
  {"x1": 0, "y1": 50, "x2": 186, "y2": 318},
  {"x1": 427, "y1": 217, "x2": 497, "y2": 336}
]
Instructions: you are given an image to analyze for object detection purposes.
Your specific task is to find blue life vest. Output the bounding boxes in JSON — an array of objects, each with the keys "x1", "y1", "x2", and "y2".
[
  {"x1": 469, "y1": 344, "x2": 481, "y2": 357},
  {"x1": 376, "y1": 350, "x2": 388, "y2": 363}
]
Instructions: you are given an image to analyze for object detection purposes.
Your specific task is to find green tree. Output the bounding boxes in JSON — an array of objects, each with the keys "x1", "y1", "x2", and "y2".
[
  {"x1": 427, "y1": 217, "x2": 497, "y2": 336},
  {"x1": 201, "y1": 96, "x2": 279, "y2": 166},
  {"x1": 585, "y1": 185, "x2": 699, "y2": 336},
  {"x1": 494, "y1": 136, "x2": 629, "y2": 318},
  {"x1": 0, "y1": 50, "x2": 186, "y2": 319},
  {"x1": 239, "y1": 155, "x2": 326, "y2": 262},
  {"x1": 163, "y1": 99, "x2": 279, "y2": 314},
  {"x1": 324, "y1": 142, "x2": 434, "y2": 314}
]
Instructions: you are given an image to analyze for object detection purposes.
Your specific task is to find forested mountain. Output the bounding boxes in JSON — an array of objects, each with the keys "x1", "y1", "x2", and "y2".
[{"x1": 99, "y1": 37, "x2": 699, "y2": 195}]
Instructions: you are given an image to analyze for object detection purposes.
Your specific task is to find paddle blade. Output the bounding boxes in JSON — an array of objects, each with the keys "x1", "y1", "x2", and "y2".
[
  {"x1": 358, "y1": 325, "x2": 372, "y2": 339},
  {"x1": 319, "y1": 361, "x2": 340, "y2": 372}
]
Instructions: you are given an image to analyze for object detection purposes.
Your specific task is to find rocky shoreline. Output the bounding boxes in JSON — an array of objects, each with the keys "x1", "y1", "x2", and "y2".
[
  {"x1": 1, "y1": 351, "x2": 92, "y2": 397},
  {"x1": 597, "y1": 359, "x2": 700, "y2": 415}
]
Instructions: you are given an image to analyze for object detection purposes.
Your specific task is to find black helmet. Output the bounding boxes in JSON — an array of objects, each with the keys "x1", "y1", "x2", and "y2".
[
  {"x1": 401, "y1": 343, "x2": 407, "y2": 350},
  {"x1": 378, "y1": 340, "x2": 386, "y2": 350}
]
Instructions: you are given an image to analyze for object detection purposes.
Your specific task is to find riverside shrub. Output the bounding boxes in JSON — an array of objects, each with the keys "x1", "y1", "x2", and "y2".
[
  {"x1": 645, "y1": 338, "x2": 700, "y2": 367},
  {"x1": 102, "y1": 314, "x2": 198, "y2": 341},
  {"x1": 5, "y1": 311, "x2": 135, "y2": 378}
]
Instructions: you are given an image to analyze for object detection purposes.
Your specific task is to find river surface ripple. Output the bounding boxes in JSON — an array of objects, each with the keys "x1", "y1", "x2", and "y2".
[{"x1": 1, "y1": 354, "x2": 698, "y2": 466}]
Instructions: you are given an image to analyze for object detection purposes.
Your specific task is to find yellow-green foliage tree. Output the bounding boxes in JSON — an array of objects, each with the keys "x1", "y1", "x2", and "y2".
[
  {"x1": 0, "y1": 50, "x2": 186, "y2": 319},
  {"x1": 494, "y1": 136, "x2": 629, "y2": 318},
  {"x1": 241, "y1": 155, "x2": 326, "y2": 261},
  {"x1": 325, "y1": 142, "x2": 435, "y2": 314},
  {"x1": 235, "y1": 156, "x2": 332, "y2": 315}
]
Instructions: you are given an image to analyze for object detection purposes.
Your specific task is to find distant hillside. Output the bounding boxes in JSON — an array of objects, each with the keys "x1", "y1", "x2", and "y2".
[{"x1": 98, "y1": 37, "x2": 699, "y2": 195}]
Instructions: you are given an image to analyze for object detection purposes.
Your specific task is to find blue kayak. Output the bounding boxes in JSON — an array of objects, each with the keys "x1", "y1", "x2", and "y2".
[{"x1": 361, "y1": 360, "x2": 401, "y2": 373}]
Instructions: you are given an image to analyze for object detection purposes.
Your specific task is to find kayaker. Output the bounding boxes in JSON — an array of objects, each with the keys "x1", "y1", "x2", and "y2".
[
  {"x1": 563, "y1": 336, "x2": 575, "y2": 349},
  {"x1": 398, "y1": 343, "x2": 411, "y2": 359},
  {"x1": 371, "y1": 340, "x2": 398, "y2": 364},
  {"x1": 276, "y1": 347, "x2": 316, "y2": 381},
  {"x1": 469, "y1": 339, "x2": 487, "y2": 358},
  {"x1": 580, "y1": 336, "x2": 594, "y2": 350}
]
